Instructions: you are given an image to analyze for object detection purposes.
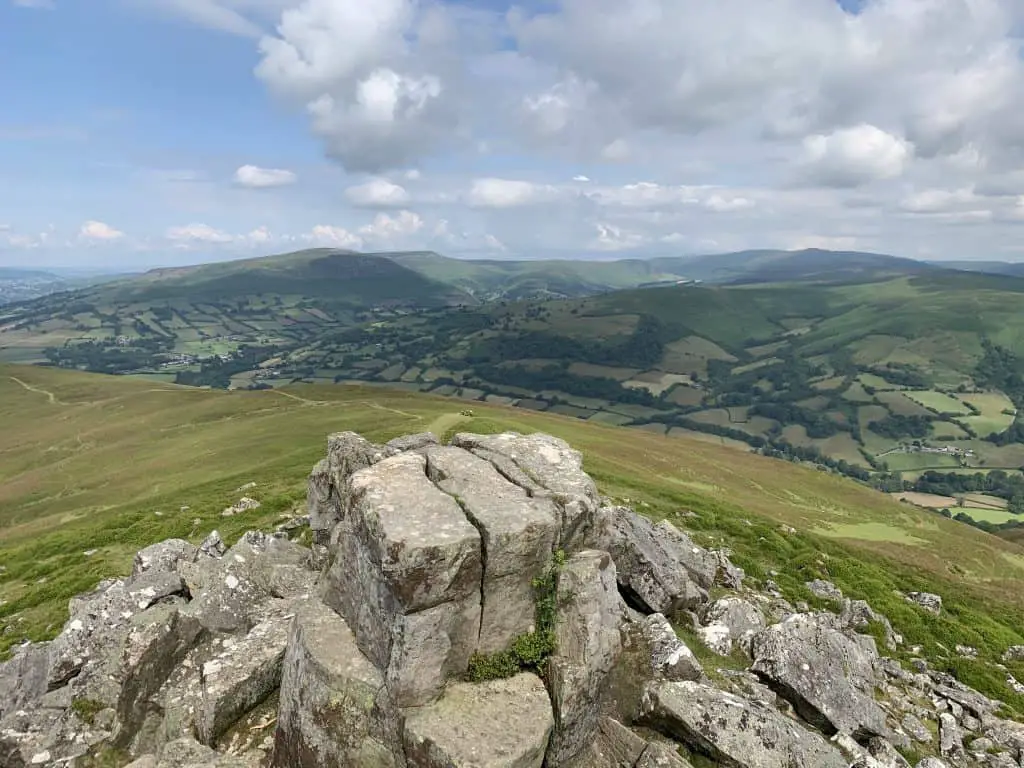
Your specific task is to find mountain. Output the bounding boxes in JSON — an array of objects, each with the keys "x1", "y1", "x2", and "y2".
[
  {"x1": 5, "y1": 365, "x2": 1024, "y2": 766},
  {"x1": 0, "y1": 268, "x2": 68, "y2": 306}
]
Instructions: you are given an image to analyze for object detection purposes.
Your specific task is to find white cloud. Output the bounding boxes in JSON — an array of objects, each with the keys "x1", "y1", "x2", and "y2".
[
  {"x1": 359, "y1": 210, "x2": 424, "y2": 243},
  {"x1": 344, "y1": 178, "x2": 410, "y2": 208},
  {"x1": 589, "y1": 222, "x2": 646, "y2": 252},
  {"x1": 801, "y1": 125, "x2": 913, "y2": 188},
  {"x1": 254, "y1": 0, "x2": 456, "y2": 172},
  {"x1": 165, "y1": 223, "x2": 236, "y2": 245},
  {"x1": 899, "y1": 188, "x2": 979, "y2": 214},
  {"x1": 305, "y1": 224, "x2": 363, "y2": 250},
  {"x1": 79, "y1": 220, "x2": 125, "y2": 241},
  {"x1": 233, "y1": 164, "x2": 297, "y2": 188},
  {"x1": 705, "y1": 194, "x2": 755, "y2": 213},
  {"x1": 466, "y1": 178, "x2": 566, "y2": 208},
  {"x1": 0, "y1": 224, "x2": 10, "y2": 232},
  {"x1": 572, "y1": 175, "x2": 590, "y2": 183}
]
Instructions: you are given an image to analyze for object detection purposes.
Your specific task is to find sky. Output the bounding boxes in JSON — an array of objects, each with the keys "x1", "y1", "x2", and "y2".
[{"x1": 3, "y1": 0, "x2": 1024, "y2": 269}]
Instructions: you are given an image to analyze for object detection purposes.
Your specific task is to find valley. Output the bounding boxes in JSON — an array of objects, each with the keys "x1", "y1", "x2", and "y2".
[{"x1": 5, "y1": 248, "x2": 1024, "y2": 537}]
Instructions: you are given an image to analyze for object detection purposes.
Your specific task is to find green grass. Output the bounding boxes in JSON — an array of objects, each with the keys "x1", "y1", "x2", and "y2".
[
  {"x1": 882, "y1": 452, "x2": 963, "y2": 472},
  {"x1": 9, "y1": 366, "x2": 1024, "y2": 712},
  {"x1": 905, "y1": 390, "x2": 972, "y2": 415}
]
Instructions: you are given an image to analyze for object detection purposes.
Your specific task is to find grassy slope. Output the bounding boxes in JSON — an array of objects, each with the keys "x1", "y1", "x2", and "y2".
[{"x1": 6, "y1": 366, "x2": 1024, "y2": 710}]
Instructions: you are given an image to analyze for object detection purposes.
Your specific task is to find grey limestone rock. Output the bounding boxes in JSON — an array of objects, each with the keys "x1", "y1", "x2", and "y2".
[
  {"x1": 750, "y1": 613, "x2": 889, "y2": 740},
  {"x1": 425, "y1": 445, "x2": 560, "y2": 655},
  {"x1": 600, "y1": 507, "x2": 709, "y2": 615},
  {"x1": 402, "y1": 673, "x2": 553, "y2": 768},
  {"x1": 545, "y1": 550, "x2": 625, "y2": 766},
  {"x1": 907, "y1": 592, "x2": 942, "y2": 616},
  {"x1": 323, "y1": 451, "x2": 482, "y2": 707},
  {"x1": 272, "y1": 599, "x2": 398, "y2": 767},
  {"x1": 132, "y1": 539, "x2": 197, "y2": 578},
  {"x1": 807, "y1": 579, "x2": 844, "y2": 601},
  {"x1": 641, "y1": 613, "x2": 703, "y2": 682},
  {"x1": 385, "y1": 432, "x2": 439, "y2": 453},
  {"x1": 698, "y1": 596, "x2": 765, "y2": 656},
  {"x1": 450, "y1": 431, "x2": 601, "y2": 549},
  {"x1": 0, "y1": 642, "x2": 51, "y2": 721},
  {"x1": 639, "y1": 680, "x2": 848, "y2": 768}
]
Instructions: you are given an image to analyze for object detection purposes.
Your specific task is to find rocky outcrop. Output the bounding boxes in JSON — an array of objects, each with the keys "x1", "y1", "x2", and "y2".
[{"x1": 5, "y1": 428, "x2": 1022, "y2": 768}]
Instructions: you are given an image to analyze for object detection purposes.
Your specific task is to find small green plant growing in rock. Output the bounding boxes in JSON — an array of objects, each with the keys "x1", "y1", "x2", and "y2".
[
  {"x1": 71, "y1": 697, "x2": 106, "y2": 725},
  {"x1": 467, "y1": 549, "x2": 565, "y2": 682}
]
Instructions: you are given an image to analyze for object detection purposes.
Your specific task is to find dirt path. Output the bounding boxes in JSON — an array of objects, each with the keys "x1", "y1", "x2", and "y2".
[
  {"x1": 426, "y1": 412, "x2": 471, "y2": 436},
  {"x1": 7, "y1": 376, "x2": 64, "y2": 405}
]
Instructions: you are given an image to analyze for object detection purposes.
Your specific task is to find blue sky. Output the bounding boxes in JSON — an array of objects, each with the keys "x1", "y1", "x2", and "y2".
[{"x1": 2, "y1": 0, "x2": 1024, "y2": 269}]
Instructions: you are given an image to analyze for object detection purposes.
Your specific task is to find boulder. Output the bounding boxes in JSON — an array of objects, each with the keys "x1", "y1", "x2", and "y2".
[
  {"x1": 698, "y1": 597, "x2": 765, "y2": 656},
  {"x1": 48, "y1": 571, "x2": 189, "y2": 691},
  {"x1": 425, "y1": 445, "x2": 559, "y2": 654},
  {"x1": 323, "y1": 452, "x2": 482, "y2": 707},
  {"x1": 385, "y1": 432, "x2": 439, "y2": 453},
  {"x1": 900, "y1": 713, "x2": 932, "y2": 744},
  {"x1": 306, "y1": 458, "x2": 339, "y2": 547},
  {"x1": 567, "y1": 716, "x2": 647, "y2": 767},
  {"x1": 192, "y1": 613, "x2": 291, "y2": 746},
  {"x1": 635, "y1": 742, "x2": 692, "y2": 768},
  {"x1": 641, "y1": 613, "x2": 703, "y2": 682},
  {"x1": 806, "y1": 579, "x2": 843, "y2": 601},
  {"x1": 639, "y1": 680, "x2": 848, "y2": 768},
  {"x1": 545, "y1": 550, "x2": 625, "y2": 766},
  {"x1": 907, "y1": 592, "x2": 942, "y2": 616},
  {"x1": 308, "y1": 431, "x2": 389, "y2": 545},
  {"x1": 132, "y1": 539, "x2": 197, "y2": 578},
  {"x1": 402, "y1": 673, "x2": 553, "y2": 768},
  {"x1": 750, "y1": 614, "x2": 889, "y2": 740},
  {"x1": 938, "y1": 712, "x2": 964, "y2": 760},
  {"x1": 272, "y1": 600, "x2": 398, "y2": 767},
  {"x1": 600, "y1": 508, "x2": 709, "y2": 615},
  {"x1": 1002, "y1": 645, "x2": 1024, "y2": 662},
  {"x1": 451, "y1": 432, "x2": 600, "y2": 548}
]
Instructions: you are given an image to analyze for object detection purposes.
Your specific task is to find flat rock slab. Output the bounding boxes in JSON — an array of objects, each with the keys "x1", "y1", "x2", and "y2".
[
  {"x1": 273, "y1": 600, "x2": 397, "y2": 768},
  {"x1": 194, "y1": 613, "x2": 291, "y2": 746},
  {"x1": 640, "y1": 680, "x2": 848, "y2": 768},
  {"x1": 451, "y1": 432, "x2": 599, "y2": 547},
  {"x1": 426, "y1": 445, "x2": 559, "y2": 654},
  {"x1": 750, "y1": 614, "x2": 888, "y2": 739},
  {"x1": 403, "y1": 673, "x2": 553, "y2": 768}
]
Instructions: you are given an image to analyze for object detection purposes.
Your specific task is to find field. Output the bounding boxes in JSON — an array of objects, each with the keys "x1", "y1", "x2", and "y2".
[
  {"x1": 10, "y1": 366, "x2": 1024, "y2": 715},
  {"x1": 961, "y1": 392, "x2": 1017, "y2": 437},
  {"x1": 905, "y1": 390, "x2": 972, "y2": 415}
]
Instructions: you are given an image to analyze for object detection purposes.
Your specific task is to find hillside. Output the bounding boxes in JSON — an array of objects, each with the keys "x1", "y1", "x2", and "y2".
[
  {"x1": 267, "y1": 271, "x2": 1024, "y2": 494},
  {"x1": 8, "y1": 365, "x2": 1024, "y2": 758},
  {"x1": 0, "y1": 247, "x2": 950, "y2": 372}
]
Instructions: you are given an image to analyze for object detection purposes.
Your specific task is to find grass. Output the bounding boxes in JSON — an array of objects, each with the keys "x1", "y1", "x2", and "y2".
[
  {"x1": 903, "y1": 390, "x2": 969, "y2": 414},
  {"x1": 8, "y1": 366, "x2": 1024, "y2": 713}
]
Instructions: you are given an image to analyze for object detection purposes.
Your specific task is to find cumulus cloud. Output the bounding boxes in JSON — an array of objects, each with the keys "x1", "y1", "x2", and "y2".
[
  {"x1": 254, "y1": 0, "x2": 458, "y2": 172},
  {"x1": 79, "y1": 220, "x2": 125, "y2": 241},
  {"x1": 466, "y1": 178, "x2": 566, "y2": 208},
  {"x1": 165, "y1": 223, "x2": 236, "y2": 244},
  {"x1": 801, "y1": 124, "x2": 913, "y2": 188},
  {"x1": 359, "y1": 210, "x2": 424, "y2": 243},
  {"x1": 306, "y1": 224, "x2": 363, "y2": 250},
  {"x1": 233, "y1": 164, "x2": 297, "y2": 188},
  {"x1": 344, "y1": 178, "x2": 411, "y2": 208}
]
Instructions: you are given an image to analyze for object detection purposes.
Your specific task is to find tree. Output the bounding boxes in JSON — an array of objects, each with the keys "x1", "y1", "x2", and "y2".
[{"x1": 1010, "y1": 495, "x2": 1024, "y2": 516}]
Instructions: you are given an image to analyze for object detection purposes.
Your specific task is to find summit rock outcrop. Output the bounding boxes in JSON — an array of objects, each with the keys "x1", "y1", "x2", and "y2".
[{"x1": 1, "y1": 430, "x2": 1019, "y2": 768}]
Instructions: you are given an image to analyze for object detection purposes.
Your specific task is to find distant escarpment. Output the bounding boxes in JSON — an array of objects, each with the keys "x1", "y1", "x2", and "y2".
[{"x1": 1, "y1": 430, "x2": 1020, "y2": 767}]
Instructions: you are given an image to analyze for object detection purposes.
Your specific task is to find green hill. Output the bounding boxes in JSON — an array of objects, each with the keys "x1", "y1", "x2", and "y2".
[
  {"x1": 7, "y1": 364, "x2": 1024, "y2": 715},
  {"x1": 307, "y1": 271, "x2": 1024, "y2": 493}
]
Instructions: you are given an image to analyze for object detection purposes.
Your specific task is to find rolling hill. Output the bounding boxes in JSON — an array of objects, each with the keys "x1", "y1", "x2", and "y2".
[{"x1": 6, "y1": 365, "x2": 1024, "y2": 718}]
